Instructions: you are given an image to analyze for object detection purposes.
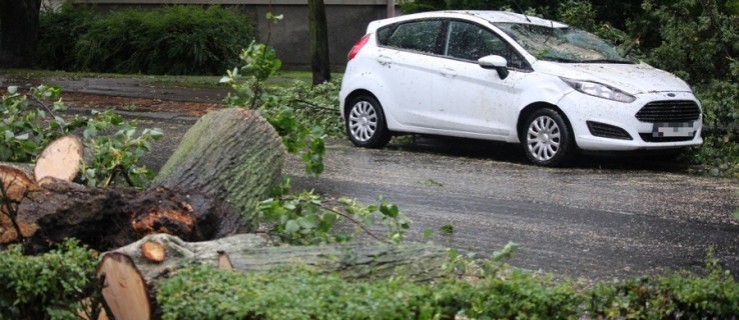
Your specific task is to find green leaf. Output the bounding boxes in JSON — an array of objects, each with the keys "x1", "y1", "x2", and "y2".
[
  {"x1": 285, "y1": 220, "x2": 299, "y2": 233},
  {"x1": 83, "y1": 127, "x2": 97, "y2": 139},
  {"x1": 423, "y1": 228, "x2": 434, "y2": 239},
  {"x1": 380, "y1": 203, "x2": 399, "y2": 218},
  {"x1": 298, "y1": 216, "x2": 317, "y2": 229},
  {"x1": 322, "y1": 211, "x2": 337, "y2": 225}
]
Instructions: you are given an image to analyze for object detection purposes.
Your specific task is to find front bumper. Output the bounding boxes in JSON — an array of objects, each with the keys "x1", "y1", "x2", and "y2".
[{"x1": 558, "y1": 91, "x2": 703, "y2": 151}]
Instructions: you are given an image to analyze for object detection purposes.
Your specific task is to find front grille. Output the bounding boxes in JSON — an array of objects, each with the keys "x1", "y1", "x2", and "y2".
[
  {"x1": 635, "y1": 100, "x2": 701, "y2": 123},
  {"x1": 639, "y1": 133, "x2": 695, "y2": 142},
  {"x1": 587, "y1": 121, "x2": 632, "y2": 140}
]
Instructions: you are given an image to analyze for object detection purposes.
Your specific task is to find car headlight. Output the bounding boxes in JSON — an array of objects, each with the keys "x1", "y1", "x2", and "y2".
[{"x1": 560, "y1": 77, "x2": 636, "y2": 103}]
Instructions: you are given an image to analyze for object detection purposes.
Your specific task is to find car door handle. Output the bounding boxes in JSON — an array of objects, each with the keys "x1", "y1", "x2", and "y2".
[
  {"x1": 377, "y1": 55, "x2": 392, "y2": 65},
  {"x1": 440, "y1": 68, "x2": 457, "y2": 78}
]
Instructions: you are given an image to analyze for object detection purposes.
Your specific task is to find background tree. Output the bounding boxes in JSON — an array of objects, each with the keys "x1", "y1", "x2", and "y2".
[
  {"x1": 308, "y1": 0, "x2": 330, "y2": 85},
  {"x1": 0, "y1": 0, "x2": 42, "y2": 67}
]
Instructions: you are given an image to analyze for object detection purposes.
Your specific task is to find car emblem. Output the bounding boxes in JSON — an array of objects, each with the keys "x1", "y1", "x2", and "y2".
[{"x1": 667, "y1": 93, "x2": 676, "y2": 97}]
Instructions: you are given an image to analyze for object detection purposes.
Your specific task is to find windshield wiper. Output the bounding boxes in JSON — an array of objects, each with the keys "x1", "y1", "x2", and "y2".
[
  {"x1": 581, "y1": 59, "x2": 634, "y2": 64},
  {"x1": 542, "y1": 57, "x2": 579, "y2": 63}
]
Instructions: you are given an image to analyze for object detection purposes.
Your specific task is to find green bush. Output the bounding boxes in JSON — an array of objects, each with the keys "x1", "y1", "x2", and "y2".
[
  {"x1": 587, "y1": 264, "x2": 738, "y2": 318},
  {"x1": 156, "y1": 262, "x2": 737, "y2": 319},
  {"x1": 71, "y1": 5, "x2": 255, "y2": 75},
  {"x1": 640, "y1": 0, "x2": 737, "y2": 85},
  {"x1": 157, "y1": 265, "x2": 441, "y2": 320},
  {"x1": 36, "y1": 3, "x2": 96, "y2": 71},
  {"x1": 0, "y1": 239, "x2": 98, "y2": 320},
  {"x1": 434, "y1": 271, "x2": 583, "y2": 319}
]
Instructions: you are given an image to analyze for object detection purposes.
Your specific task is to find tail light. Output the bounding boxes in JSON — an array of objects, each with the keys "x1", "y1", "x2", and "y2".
[{"x1": 348, "y1": 34, "x2": 370, "y2": 61}]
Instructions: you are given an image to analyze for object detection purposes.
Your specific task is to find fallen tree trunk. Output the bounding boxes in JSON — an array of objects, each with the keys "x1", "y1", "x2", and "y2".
[
  {"x1": 110, "y1": 234, "x2": 449, "y2": 282},
  {"x1": 1, "y1": 109, "x2": 285, "y2": 252},
  {"x1": 97, "y1": 235, "x2": 449, "y2": 319}
]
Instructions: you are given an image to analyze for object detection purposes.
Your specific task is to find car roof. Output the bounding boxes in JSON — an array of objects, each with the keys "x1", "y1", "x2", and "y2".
[{"x1": 367, "y1": 10, "x2": 568, "y2": 33}]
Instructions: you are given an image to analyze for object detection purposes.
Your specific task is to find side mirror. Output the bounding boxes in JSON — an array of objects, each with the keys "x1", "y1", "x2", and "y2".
[{"x1": 478, "y1": 55, "x2": 509, "y2": 80}]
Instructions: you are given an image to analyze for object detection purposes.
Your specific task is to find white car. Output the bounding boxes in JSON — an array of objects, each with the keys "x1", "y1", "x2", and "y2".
[{"x1": 339, "y1": 11, "x2": 703, "y2": 166}]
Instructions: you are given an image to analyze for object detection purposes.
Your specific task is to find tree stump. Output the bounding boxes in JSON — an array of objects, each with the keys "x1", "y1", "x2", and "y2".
[{"x1": 154, "y1": 107, "x2": 284, "y2": 232}]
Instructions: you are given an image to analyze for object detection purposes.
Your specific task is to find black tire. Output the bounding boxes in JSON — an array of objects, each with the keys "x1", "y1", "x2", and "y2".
[
  {"x1": 521, "y1": 108, "x2": 575, "y2": 166},
  {"x1": 345, "y1": 95, "x2": 391, "y2": 148}
]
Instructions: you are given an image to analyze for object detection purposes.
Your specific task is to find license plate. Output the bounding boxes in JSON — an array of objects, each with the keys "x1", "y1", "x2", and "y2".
[{"x1": 652, "y1": 122, "x2": 695, "y2": 137}]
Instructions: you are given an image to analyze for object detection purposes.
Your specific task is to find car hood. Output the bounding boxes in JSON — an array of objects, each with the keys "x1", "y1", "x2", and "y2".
[{"x1": 533, "y1": 61, "x2": 693, "y2": 95}]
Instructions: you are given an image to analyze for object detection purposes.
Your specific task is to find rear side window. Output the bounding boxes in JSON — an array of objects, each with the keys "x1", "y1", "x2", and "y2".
[{"x1": 378, "y1": 20, "x2": 443, "y2": 54}]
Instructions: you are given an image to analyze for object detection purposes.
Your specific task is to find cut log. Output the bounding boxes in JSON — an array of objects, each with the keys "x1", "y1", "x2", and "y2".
[
  {"x1": 96, "y1": 252, "x2": 151, "y2": 320},
  {"x1": 111, "y1": 234, "x2": 448, "y2": 282},
  {"x1": 0, "y1": 165, "x2": 36, "y2": 204},
  {"x1": 153, "y1": 108, "x2": 284, "y2": 232},
  {"x1": 0, "y1": 165, "x2": 38, "y2": 242},
  {"x1": 2, "y1": 109, "x2": 285, "y2": 252},
  {"x1": 0, "y1": 162, "x2": 34, "y2": 179},
  {"x1": 34, "y1": 135, "x2": 83, "y2": 182},
  {"x1": 141, "y1": 240, "x2": 165, "y2": 263}
]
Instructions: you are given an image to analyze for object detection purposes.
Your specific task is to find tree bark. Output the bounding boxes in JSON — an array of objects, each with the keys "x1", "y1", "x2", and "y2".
[
  {"x1": 308, "y1": 0, "x2": 331, "y2": 85},
  {"x1": 0, "y1": 0, "x2": 42, "y2": 68},
  {"x1": 110, "y1": 234, "x2": 448, "y2": 282},
  {"x1": 154, "y1": 108, "x2": 284, "y2": 232},
  {"x1": 1, "y1": 109, "x2": 285, "y2": 253}
]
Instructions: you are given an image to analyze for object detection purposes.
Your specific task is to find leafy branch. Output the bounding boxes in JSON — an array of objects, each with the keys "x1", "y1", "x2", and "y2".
[
  {"x1": 1, "y1": 85, "x2": 162, "y2": 189},
  {"x1": 257, "y1": 178, "x2": 410, "y2": 245},
  {"x1": 221, "y1": 40, "x2": 327, "y2": 176}
]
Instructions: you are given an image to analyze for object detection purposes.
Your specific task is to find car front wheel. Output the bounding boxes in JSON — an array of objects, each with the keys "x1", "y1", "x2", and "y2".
[
  {"x1": 346, "y1": 95, "x2": 391, "y2": 148},
  {"x1": 522, "y1": 108, "x2": 574, "y2": 166}
]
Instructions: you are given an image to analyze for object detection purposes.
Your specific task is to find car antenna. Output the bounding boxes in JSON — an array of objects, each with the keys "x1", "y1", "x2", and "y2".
[{"x1": 512, "y1": 0, "x2": 532, "y2": 23}]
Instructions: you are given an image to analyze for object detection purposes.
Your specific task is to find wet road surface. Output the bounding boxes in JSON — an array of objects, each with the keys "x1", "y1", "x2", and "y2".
[{"x1": 283, "y1": 137, "x2": 738, "y2": 281}]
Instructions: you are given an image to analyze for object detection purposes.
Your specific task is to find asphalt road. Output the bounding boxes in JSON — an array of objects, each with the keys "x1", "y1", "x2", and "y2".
[
  {"x1": 282, "y1": 137, "x2": 738, "y2": 281},
  {"x1": 136, "y1": 114, "x2": 737, "y2": 280}
]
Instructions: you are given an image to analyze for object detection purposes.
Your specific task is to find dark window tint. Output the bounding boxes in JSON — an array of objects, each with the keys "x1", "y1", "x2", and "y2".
[
  {"x1": 444, "y1": 21, "x2": 528, "y2": 70},
  {"x1": 380, "y1": 20, "x2": 442, "y2": 54}
]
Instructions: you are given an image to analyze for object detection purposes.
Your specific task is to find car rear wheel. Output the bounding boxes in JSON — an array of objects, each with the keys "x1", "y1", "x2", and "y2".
[
  {"x1": 522, "y1": 108, "x2": 574, "y2": 166},
  {"x1": 346, "y1": 95, "x2": 391, "y2": 148}
]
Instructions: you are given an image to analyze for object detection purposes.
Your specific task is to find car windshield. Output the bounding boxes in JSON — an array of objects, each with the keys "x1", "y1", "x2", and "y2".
[{"x1": 494, "y1": 22, "x2": 634, "y2": 64}]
